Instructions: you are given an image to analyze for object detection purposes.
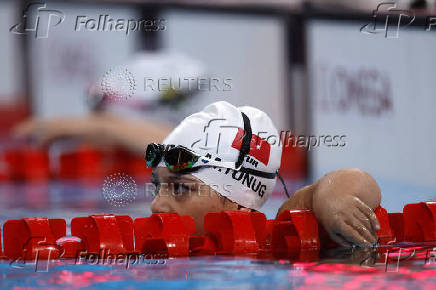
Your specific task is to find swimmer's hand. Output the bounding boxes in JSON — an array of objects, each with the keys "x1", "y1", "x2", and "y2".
[
  {"x1": 315, "y1": 194, "x2": 380, "y2": 247},
  {"x1": 277, "y1": 168, "x2": 381, "y2": 248},
  {"x1": 13, "y1": 113, "x2": 172, "y2": 155},
  {"x1": 312, "y1": 169, "x2": 381, "y2": 247}
]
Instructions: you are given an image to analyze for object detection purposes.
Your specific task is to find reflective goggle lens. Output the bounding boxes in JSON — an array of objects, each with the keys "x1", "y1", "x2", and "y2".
[
  {"x1": 164, "y1": 147, "x2": 199, "y2": 171},
  {"x1": 145, "y1": 144, "x2": 200, "y2": 171},
  {"x1": 145, "y1": 143, "x2": 162, "y2": 168}
]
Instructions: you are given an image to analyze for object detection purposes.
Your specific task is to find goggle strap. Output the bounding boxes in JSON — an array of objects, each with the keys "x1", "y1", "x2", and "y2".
[
  {"x1": 235, "y1": 112, "x2": 252, "y2": 169},
  {"x1": 276, "y1": 170, "x2": 290, "y2": 198},
  {"x1": 197, "y1": 157, "x2": 237, "y2": 170}
]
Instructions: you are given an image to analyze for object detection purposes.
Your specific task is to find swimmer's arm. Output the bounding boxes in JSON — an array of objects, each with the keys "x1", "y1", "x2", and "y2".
[
  {"x1": 277, "y1": 168, "x2": 381, "y2": 247},
  {"x1": 277, "y1": 183, "x2": 315, "y2": 214},
  {"x1": 13, "y1": 113, "x2": 173, "y2": 155},
  {"x1": 107, "y1": 114, "x2": 173, "y2": 155}
]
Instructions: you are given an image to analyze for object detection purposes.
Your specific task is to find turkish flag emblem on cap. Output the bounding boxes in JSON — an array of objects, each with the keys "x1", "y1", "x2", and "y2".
[{"x1": 231, "y1": 128, "x2": 270, "y2": 166}]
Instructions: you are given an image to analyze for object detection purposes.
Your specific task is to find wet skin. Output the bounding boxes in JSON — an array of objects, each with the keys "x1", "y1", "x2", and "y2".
[
  {"x1": 151, "y1": 167, "x2": 381, "y2": 248},
  {"x1": 150, "y1": 167, "x2": 242, "y2": 235}
]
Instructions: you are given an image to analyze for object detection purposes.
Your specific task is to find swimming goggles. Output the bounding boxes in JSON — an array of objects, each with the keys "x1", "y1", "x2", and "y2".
[{"x1": 145, "y1": 143, "x2": 276, "y2": 179}]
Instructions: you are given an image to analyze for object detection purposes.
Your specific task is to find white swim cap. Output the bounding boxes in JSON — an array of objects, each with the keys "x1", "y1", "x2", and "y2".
[{"x1": 161, "y1": 101, "x2": 282, "y2": 210}]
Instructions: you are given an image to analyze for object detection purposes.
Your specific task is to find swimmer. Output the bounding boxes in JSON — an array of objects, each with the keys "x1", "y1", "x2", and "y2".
[
  {"x1": 14, "y1": 101, "x2": 381, "y2": 248},
  {"x1": 147, "y1": 101, "x2": 381, "y2": 248}
]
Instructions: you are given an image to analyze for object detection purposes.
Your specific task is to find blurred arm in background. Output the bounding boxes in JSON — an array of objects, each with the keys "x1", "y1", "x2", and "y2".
[
  {"x1": 11, "y1": 51, "x2": 206, "y2": 155},
  {"x1": 13, "y1": 113, "x2": 173, "y2": 155},
  {"x1": 277, "y1": 168, "x2": 381, "y2": 248}
]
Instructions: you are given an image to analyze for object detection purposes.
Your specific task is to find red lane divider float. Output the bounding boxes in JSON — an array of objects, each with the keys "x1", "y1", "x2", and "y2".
[
  {"x1": 404, "y1": 201, "x2": 436, "y2": 242},
  {"x1": 388, "y1": 213, "x2": 405, "y2": 242},
  {"x1": 59, "y1": 147, "x2": 152, "y2": 181},
  {"x1": 3, "y1": 217, "x2": 65, "y2": 260},
  {"x1": 189, "y1": 235, "x2": 216, "y2": 256},
  {"x1": 59, "y1": 146, "x2": 103, "y2": 180},
  {"x1": 204, "y1": 211, "x2": 265, "y2": 255},
  {"x1": 71, "y1": 214, "x2": 134, "y2": 255},
  {"x1": 134, "y1": 213, "x2": 194, "y2": 257},
  {"x1": 0, "y1": 225, "x2": 3, "y2": 258},
  {"x1": 4, "y1": 147, "x2": 50, "y2": 181},
  {"x1": 272, "y1": 209, "x2": 320, "y2": 261},
  {"x1": 0, "y1": 145, "x2": 153, "y2": 183},
  {"x1": 1, "y1": 201, "x2": 435, "y2": 261},
  {"x1": 374, "y1": 206, "x2": 395, "y2": 245}
]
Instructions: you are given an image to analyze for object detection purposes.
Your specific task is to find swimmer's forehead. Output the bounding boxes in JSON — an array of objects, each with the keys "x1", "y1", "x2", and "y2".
[{"x1": 152, "y1": 167, "x2": 201, "y2": 183}]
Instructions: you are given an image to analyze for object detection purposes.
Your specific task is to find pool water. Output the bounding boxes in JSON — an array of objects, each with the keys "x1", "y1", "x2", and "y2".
[
  {"x1": 1, "y1": 254, "x2": 435, "y2": 289},
  {"x1": 0, "y1": 181, "x2": 435, "y2": 289}
]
